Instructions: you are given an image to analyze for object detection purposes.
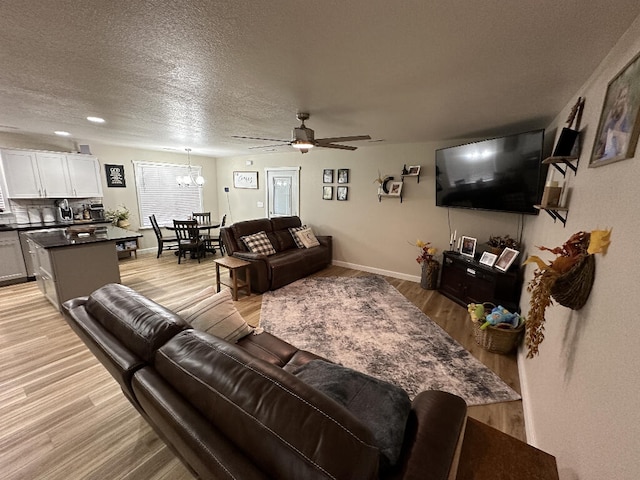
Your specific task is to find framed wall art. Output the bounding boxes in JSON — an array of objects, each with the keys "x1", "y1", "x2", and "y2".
[
  {"x1": 323, "y1": 169, "x2": 334, "y2": 183},
  {"x1": 323, "y1": 186, "x2": 333, "y2": 200},
  {"x1": 338, "y1": 168, "x2": 349, "y2": 183},
  {"x1": 387, "y1": 181, "x2": 403, "y2": 196},
  {"x1": 105, "y1": 164, "x2": 126, "y2": 188},
  {"x1": 233, "y1": 171, "x2": 258, "y2": 189},
  {"x1": 590, "y1": 50, "x2": 640, "y2": 167},
  {"x1": 337, "y1": 186, "x2": 348, "y2": 201}
]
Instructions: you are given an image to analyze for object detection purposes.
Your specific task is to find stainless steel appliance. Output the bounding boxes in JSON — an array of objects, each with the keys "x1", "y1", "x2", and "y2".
[
  {"x1": 89, "y1": 203, "x2": 105, "y2": 221},
  {"x1": 56, "y1": 199, "x2": 73, "y2": 223}
]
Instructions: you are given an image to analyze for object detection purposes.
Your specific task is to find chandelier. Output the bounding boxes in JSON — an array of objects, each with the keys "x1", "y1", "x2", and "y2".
[{"x1": 177, "y1": 148, "x2": 205, "y2": 187}]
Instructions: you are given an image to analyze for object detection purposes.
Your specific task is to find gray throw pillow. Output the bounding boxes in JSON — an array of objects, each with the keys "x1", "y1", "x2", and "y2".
[{"x1": 294, "y1": 359, "x2": 411, "y2": 468}]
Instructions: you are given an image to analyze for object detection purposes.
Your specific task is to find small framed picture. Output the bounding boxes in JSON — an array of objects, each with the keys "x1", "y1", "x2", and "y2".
[
  {"x1": 407, "y1": 165, "x2": 421, "y2": 176},
  {"x1": 479, "y1": 251, "x2": 498, "y2": 267},
  {"x1": 460, "y1": 236, "x2": 477, "y2": 258},
  {"x1": 495, "y1": 247, "x2": 520, "y2": 272},
  {"x1": 323, "y1": 169, "x2": 334, "y2": 183},
  {"x1": 322, "y1": 186, "x2": 333, "y2": 200},
  {"x1": 387, "y1": 181, "x2": 403, "y2": 196},
  {"x1": 337, "y1": 168, "x2": 349, "y2": 184},
  {"x1": 337, "y1": 186, "x2": 348, "y2": 201},
  {"x1": 233, "y1": 171, "x2": 258, "y2": 189}
]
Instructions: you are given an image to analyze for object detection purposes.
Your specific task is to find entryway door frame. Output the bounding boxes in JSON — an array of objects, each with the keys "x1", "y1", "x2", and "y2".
[{"x1": 264, "y1": 166, "x2": 301, "y2": 219}]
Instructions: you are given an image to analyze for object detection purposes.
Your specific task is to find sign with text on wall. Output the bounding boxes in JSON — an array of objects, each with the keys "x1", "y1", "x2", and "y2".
[{"x1": 105, "y1": 164, "x2": 126, "y2": 188}]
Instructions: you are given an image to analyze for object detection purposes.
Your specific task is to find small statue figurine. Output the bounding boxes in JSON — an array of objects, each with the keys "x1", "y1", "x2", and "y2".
[{"x1": 402, "y1": 164, "x2": 408, "y2": 175}]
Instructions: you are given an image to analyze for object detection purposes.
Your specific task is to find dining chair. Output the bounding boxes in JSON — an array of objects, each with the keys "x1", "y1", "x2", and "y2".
[
  {"x1": 173, "y1": 220, "x2": 205, "y2": 264},
  {"x1": 209, "y1": 214, "x2": 227, "y2": 256},
  {"x1": 192, "y1": 212, "x2": 214, "y2": 255},
  {"x1": 149, "y1": 214, "x2": 179, "y2": 258}
]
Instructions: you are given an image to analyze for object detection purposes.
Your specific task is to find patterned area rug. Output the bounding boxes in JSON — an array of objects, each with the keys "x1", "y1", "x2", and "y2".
[{"x1": 259, "y1": 276, "x2": 521, "y2": 406}]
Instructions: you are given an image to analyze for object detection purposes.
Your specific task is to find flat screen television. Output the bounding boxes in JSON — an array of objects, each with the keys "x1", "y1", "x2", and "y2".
[{"x1": 435, "y1": 129, "x2": 547, "y2": 215}]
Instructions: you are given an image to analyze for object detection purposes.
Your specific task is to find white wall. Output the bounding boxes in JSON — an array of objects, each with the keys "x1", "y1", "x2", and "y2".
[
  {"x1": 217, "y1": 142, "x2": 529, "y2": 281},
  {"x1": 519, "y1": 15, "x2": 640, "y2": 480}
]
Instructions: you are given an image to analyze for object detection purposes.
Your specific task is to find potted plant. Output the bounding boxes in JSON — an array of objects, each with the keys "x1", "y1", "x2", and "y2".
[
  {"x1": 414, "y1": 239, "x2": 439, "y2": 290},
  {"x1": 105, "y1": 205, "x2": 130, "y2": 228}
]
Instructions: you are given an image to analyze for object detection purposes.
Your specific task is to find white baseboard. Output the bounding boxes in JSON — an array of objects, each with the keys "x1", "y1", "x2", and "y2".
[
  {"x1": 517, "y1": 347, "x2": 537, "y2": 446},
  {"x1": 331, "y1": 260, "x2": 421, "y2": 283}
]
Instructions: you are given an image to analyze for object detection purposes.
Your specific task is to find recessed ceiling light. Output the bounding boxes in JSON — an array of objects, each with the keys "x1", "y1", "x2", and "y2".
[
  {"x1": 54, "y1": 131, "x2": 71, "y2": 136},
  {"x1": 86, "y1": 116, "x2": 105, "y2": 123}
]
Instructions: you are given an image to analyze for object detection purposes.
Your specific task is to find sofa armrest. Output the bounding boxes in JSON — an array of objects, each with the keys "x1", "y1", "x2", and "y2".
[
  {"x1": 231, "y1": 252, "x2": 270, "y2": 293},
  {"x1": 390, "y1": 390, "x2": 467, "y2": 480},
  {"x1": 232, "y1": 251, "x2": 269, "y2": 261},
  {"x1": 317, "y1": 235, "x2": 332, "y2": 259}
]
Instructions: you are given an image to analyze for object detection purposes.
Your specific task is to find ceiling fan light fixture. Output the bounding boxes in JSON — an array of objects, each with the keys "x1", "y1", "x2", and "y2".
[{"x1": 291, "y1": 140, "x2": 314, "y2": 149}]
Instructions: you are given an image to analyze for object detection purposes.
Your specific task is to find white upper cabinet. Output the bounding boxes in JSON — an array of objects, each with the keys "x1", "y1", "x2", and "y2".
[
  {"x1": 66, "y1": 154, "x2": 103, "y2": 198},
  {"x1": 0, "y1": 149, "x2": 102, "y2": 199}
]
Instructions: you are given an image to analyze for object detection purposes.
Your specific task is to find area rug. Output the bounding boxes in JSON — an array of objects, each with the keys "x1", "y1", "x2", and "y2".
[{"x1": 259, "y1": 276, "x2": 521, "y2": 406}]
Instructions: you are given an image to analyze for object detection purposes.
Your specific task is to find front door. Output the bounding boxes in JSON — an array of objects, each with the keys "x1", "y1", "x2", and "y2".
[{"x1": 265, "y1": 167, "x2": 300, "y2": 218}]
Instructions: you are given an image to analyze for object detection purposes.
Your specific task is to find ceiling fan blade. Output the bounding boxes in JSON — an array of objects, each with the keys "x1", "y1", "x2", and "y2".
[
  {"x1": 318, "y1": 143, "x2": 358, "y2": 151},
  {"x1": 248, "y1": 143, "x2": 290, "y2": 149},
  {"x1": 232, "y1": 135, "x2": 288, "y2": 143},
  {"x1": 316, "y1": 135, "x2": 371, "y2": 144}
]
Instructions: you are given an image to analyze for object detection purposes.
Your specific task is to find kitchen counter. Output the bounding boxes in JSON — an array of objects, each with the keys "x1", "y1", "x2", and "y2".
[
  {"x1": 26, "y1": 225, "x2": 141, "y2": 249},
  {"x1": 0, "y1": 219, "x2": 111, "y2": 232},
  {"x1": 25, "y1": 226, "x2": 142, "y2": 310}
]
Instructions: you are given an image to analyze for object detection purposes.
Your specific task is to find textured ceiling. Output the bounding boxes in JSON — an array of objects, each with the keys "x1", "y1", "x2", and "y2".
[{"x1": 1, "y1": 1, "x2": 639, "y2": 157}]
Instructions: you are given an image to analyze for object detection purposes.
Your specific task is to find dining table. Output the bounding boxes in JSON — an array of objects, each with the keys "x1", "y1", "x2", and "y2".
[{"x1": 166, "y1": 221, "x2": 221, "y2": 256}]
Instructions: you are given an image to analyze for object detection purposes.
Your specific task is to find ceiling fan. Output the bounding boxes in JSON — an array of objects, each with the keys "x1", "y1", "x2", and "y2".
[{"x1": 232, "y1": 112, "x2": 371, "y2": 154}]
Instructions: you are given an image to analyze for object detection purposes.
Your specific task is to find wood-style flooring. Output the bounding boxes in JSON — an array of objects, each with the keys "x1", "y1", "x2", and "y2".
[{"x1": 0, "y1": 251, "x2": 524, "y2": 479}]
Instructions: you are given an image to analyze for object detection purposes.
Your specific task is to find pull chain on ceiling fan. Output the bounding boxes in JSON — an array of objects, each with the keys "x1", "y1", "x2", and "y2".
[{"x1": 232, "y1": 112, "x2": 371, "y2": 154}]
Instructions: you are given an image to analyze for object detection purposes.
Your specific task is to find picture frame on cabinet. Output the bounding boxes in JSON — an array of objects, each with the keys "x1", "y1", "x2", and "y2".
[
  {"x1": 323, "y1": 169, "x2": 334, "y2": 183},
  {"x1": 479, "y1": 251, "x2": 498, "y2": 267},
  {"x1": 460, "y1": 236, "x2": 477, "y2": 258},
  {"x1": 322, "y1": 186, "x2": 333, "y2": 200},
  {"x1": 590, "y1": 50, "x2": 640, "y2": 167},
  {"x1": 495, "y1": 247, "x2": 519, "y2": 272}
]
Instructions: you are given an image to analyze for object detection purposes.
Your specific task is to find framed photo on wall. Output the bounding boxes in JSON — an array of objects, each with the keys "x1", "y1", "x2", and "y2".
[
  {"x1": 387, "y1": 181, "x2": 403, "y2": 196},
  {"x1": 460, "y1": 236, "x2": 477, "y2": 258},
  {"x1": 233, "y1": 171, "x2": 258, "y2": 189},
  {"x1": 337, "y1": 168, "x2": 349, "y2": 183},
  {"x1": 323, "y1": 169, "x2": 334, "y2": 183},
  {"x1": 337, "y1": 186, "x2": 348, "y2": 201},
  {"x1": 322, "y1": 186, "x2": 333, "y2": 200},
  {"x1": 105, "y1": 164, "x2": 126, "y2": 187},
  {"x1": 590, "y1": 50, "x2": 640, "y2": 167},
  {"x1": 495, "y1": 247, "x2": 519, "y2": 272}
]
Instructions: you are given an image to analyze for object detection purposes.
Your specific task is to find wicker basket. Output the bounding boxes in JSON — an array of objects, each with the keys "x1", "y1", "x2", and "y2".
[
  {"x1": 551, "y1": 254, "x2": 595, "y2": 310},
  {"x1": 469, "y1": 302, "x2": 524, "y2": 354}
]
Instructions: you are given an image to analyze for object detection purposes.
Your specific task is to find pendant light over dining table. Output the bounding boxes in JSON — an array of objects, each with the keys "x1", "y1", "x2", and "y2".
[{"x1": 177, "y1": 148, "x2": 205, "y2": 187}]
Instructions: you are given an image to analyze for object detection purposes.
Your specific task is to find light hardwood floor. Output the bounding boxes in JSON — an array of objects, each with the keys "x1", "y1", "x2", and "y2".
[{"x1": 0, "y1": 251, "x2": 524, "y2": 479}]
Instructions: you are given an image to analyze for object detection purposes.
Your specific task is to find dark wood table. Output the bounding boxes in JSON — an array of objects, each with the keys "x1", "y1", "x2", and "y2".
[{"x1": 166, "y1": 222, "x2": 221, "y2": 256}]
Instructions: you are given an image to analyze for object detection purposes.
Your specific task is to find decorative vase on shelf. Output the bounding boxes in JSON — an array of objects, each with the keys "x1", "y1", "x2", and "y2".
[
  {"x1": 117, "y1": 219, "x2": 130, "y2": 229},
  {"x1": 421, "y1": 261, "x2": 440, "y2": 290}
]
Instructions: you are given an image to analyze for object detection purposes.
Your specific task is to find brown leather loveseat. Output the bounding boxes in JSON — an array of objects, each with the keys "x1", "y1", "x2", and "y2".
[
  {"x1": 220, "y1": 216, "x2": 332, "y2": 292},
  {"x1": 62, "y1": 283, "x2": 468, "y2": 480}
]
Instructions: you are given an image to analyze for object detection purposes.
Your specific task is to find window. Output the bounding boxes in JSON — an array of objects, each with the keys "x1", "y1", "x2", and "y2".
[
  {"x1": 133, "y1": 161, "x2": 203, "y2": 228},
  {"x1": 0, "y1": 185, "x2": 6, "y2": 212}
]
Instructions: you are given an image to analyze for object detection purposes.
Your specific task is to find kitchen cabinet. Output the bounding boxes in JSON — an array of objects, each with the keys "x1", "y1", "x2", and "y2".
[
  {"x1": 439, "y1": 252, "x2": 522, "y2": 312},
  {"x1": 0, "y1": 149, "x2": 102, "y2": 198},
  {"x1": 0, "y1": 230, "x2": 28, "y2": 284}
]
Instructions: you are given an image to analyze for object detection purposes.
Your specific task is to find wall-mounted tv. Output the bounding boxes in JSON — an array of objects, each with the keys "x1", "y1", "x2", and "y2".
[{"x1": 435, "y1": 129, "x2": 547, "y2": 215}]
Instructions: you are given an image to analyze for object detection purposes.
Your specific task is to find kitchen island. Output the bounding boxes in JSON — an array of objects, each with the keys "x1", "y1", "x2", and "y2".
[{"x1": 26, "y1": 226, "x2": 142, "y2": 310}]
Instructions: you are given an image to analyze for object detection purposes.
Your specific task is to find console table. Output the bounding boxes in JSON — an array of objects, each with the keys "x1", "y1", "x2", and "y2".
[{"x1": 439, "y1": 251, "x2": 522, "y2": 312}]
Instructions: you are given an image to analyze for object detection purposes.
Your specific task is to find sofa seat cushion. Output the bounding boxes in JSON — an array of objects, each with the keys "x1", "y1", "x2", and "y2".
[
  {"x1": 295, "y1": 360, "x2": 411, "y2": 468},
  {"x1": 155, "y1": 330, "x2": 380, "y2": 480}
]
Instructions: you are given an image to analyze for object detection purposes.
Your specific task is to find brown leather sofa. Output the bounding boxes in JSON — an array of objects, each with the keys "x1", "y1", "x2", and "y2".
[
  {"x1": 220, "y1": 216, "x2": 332, "y2": 293},
  {"x1": 62, "y1": 283, "x2": 467, "y2": 480}
]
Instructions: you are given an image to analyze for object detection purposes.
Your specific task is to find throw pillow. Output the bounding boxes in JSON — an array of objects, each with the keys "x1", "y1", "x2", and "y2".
[
  {"x1": 294, "y1": 227, "x2": 320, "y2": 248},
  {"x1": 177, "y1": 288, "x2": 253, "y2": 343},
  {"x1": 295, "y1": 359, "x2": 411, "y2": 469},
  {"x1": 166, "y1": 285, "x2": 216, "y2": 312},
  {"x1": 241, "y1": 231, "x2": 276, "y2": 255},
  {"x1": 288, "y1": 225, "x2": 308, "y2": 248}
]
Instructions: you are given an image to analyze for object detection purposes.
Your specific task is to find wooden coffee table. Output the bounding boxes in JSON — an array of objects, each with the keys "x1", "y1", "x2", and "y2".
[{"x1": 214, "y1": 256, "x2": 251, "y2": 300}]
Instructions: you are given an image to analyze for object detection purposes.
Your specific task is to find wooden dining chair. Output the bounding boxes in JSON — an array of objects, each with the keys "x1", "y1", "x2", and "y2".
[
  {"x1": 192, "y1": 212, "x2": 214, "y2": 255},
  {"x1": 209, "y1": 214, "x2": 227, "y2": 256},
  {"x1": 149, "y1": 214, "x2": 179, "y2": 258},
  {"x1": 173, "y1": 220, "x2": 205, "y2": 264}
]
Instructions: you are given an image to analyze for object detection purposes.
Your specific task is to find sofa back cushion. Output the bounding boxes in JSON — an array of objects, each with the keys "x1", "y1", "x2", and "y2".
[
  {"x1": 85, "y1": 283, "x2": 189, "y2": 364},
  {"x1": 229, "y1": 219, "x2": 273, "y2": 252},
  {"x1": 155, "y1": 330, "x2": 380, "y2": 480}
]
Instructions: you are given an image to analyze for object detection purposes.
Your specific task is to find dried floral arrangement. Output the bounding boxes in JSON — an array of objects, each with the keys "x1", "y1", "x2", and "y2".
[
  {"x1": 523, "y1": 229, "x2": 611, "y2": 358},
  {"x1": 487, "y1": 234, "x2": 519, "y2": 250}
]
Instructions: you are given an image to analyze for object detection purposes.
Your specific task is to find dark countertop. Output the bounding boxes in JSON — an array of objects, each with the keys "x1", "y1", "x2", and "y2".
[
  {"x1": 26, "y1": 225, "x2": 142, "y2": 249},
  {"x1": 0, "y1": 219, "x2": 111, "y2": 232}
]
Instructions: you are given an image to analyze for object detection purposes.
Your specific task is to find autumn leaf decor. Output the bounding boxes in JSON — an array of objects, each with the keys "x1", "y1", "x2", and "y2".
[{"x1": 523, "y1": 229, "x2": 611, "y2": 358}]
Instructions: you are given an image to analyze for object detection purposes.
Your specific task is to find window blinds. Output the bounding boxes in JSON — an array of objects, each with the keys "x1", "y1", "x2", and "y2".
[{"x1": 133, "y1": 161, "x2": 203, "y2": 228}]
